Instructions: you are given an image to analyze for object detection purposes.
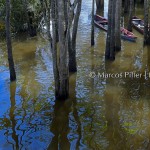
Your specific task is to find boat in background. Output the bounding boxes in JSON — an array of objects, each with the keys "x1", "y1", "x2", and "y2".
[
  {"x1": 94, "y1": 15, "x2": 108, "y2": 31},
  {"x1": 132, "y1": 16, "x2": 144, "y2": 34},
  {"x1": 94, "y1": 14, "x2": 137, "y2": 42},
  {"x1": 120, "y1": 27, "x2": 137, "y2": 42}
]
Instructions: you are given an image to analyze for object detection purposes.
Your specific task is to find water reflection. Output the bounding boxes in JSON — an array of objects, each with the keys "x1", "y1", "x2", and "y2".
[
  {"x1": 48, "y1": 100, "x2": 71, "y2": 150},
  {"x1": 104, "y1": 0, "x2": 108, "y2": 19},
  {"x1": 104, "y1": 67, "x2": 127, "y2": 150},
  {"x1": 9, "y1": 82, "x2": 19, "y2": 149},
  {"x1": 47, "y1": 74, "x2": 81, "y2": 150}
]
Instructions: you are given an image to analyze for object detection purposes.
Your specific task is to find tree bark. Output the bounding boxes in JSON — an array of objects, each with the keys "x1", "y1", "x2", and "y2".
[
  {"x1": 51, "y1": 0, "x2": 60, "y2": 98},
  {"x1": 105, "y1": 0, "x2": 112, "y2": 59},
  {"x1": 127, "y1": 0, "x2": 134, "y2": 31},
  {"x1": 124, "y1": 0, "x2": 129, "y2": 13},
  {"x1": 55, "y1": 0, "x2": 59, "y2": 42},
  {"x1": 96, "y1": 0, "x2": 104, "y2": 14},
  {"x1": 69, "y1": 0, "x2": 82, "y2": 72},
  {"x1": 57, "y1": 0, "x2": 69, "y2": 99},
  {"x1": 91, "y1": 0, "x2": 95, "y2": 46},
  {"x1": 51, "y1": 0, "x2": 82, "y2": 99},
  {"x1": 6, "y1": 0, "x2": 16, "y2": 81},
  {"x1": 144, "y1": 0, "x2": 150, "y2": 45},
  {"x1": 115, "y1": 0, "x2": 121, "y2": 51},
  {"x1": 105, "y1": 0, "x2": 115, "y2": 60},
  {"x1": 110, "y1": 0, "x2": 116, "y2": 60}
]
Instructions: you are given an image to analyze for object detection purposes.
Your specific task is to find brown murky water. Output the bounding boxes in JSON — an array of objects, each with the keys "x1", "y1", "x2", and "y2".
[{"x1": 0, "y1": 0, "x2": 150, "y2": 149}]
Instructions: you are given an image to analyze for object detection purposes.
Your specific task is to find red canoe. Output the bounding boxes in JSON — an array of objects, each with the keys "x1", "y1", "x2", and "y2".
[{"x1": 94, "y1": 14, "x2": 137, "y2": 42}]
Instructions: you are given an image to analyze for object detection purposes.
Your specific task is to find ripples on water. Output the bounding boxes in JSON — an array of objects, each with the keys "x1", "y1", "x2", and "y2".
[{"x1": 0, "y1": 0, "x2": 150, "y2": 149}]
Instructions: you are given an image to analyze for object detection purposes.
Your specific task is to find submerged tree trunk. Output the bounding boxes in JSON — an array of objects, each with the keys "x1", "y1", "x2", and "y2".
[
  {"x1": 105, "y1": 0, "x2": 116, "y2": 60},
  {"x1": 28, "y1": 11, "x2": 37, "y2": 37},
  {"x1": 144, "y1": 0, "x2": 150, "y2": 45},
  {"x1": 57, "y1": 0, "x2": 69, "y2": 99},
  {"x1": 91, "y1": 0, "x2": 95, "y2": 46},
  {"x1": 51, "y1": 0, "x2": 60, "y2": 98},
  {"x1": 105, "y1": 0, "x2": 112, "y2": 59},
  {"x1": 69, "y1": 0, "x2": 82, "y2": 72},
  {"x1": 51, "y1": 0, "x2": 82, "y2": 99},
  {"x1": 55, "y1": 0, "x2": 59, "y2": 42},
  {"x1": 96, "y1": 0, "x2": 104, "y2": 14},
  {"x1": 115, "y1": 0, "x2": 121, "y2": 51},
  {"x1": 6, "y1": 0, "x2": 16, "y2": 81},
  {"x1": 51, "y1": 0, "x2": 69, "y2": 100},
  {"x1": 110, "y1": 0, "x2": 116, "y2": 59},
  {"x1": 127, "y1": 0, "x2": 134, "y2": 31},
  {"x1": 124, "y1": 0, "x2": 129, "y2": 13}
]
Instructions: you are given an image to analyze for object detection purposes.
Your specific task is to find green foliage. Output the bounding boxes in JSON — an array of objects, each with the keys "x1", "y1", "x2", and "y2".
[
  {"x1": 0, "y1": 1, "x2": 5, "y2": 37},
  {"x1": 11, "y1": 0, "x2": 28, "y2": 32},
  {"x1": 0, "y1": 21, "x2": 5, "y2": 30},
  {"x1": 0, "y1": 0, "x2": 5, "y2": 21},
  {"x1": 0, "y1": 21, "x2": 5, "y2": 37},
  {"x1": 0, "y1": 0, "x2": 41, "y2": 33},
  {"x1": 0, "y1": 0, "x2": 5, "y2": 10}
]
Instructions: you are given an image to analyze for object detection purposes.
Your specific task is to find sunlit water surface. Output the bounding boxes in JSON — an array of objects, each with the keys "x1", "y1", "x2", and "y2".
[{"x1": 0, "y1": 0, "x2": 150, "y2": 149}]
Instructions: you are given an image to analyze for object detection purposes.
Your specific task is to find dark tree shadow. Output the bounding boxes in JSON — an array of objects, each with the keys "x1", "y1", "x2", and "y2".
[
  {"x1": 9, "y1": 81, "x2": 19, "y2": 150},
  {"x1": 104, "y1": 62, "x2": 128, "y2": 150},
  {"x1": 47, "y1": 73, "x2": 81, "y2": 150}
]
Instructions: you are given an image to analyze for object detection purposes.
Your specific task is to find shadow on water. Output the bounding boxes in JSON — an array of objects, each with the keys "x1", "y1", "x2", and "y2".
[{"x1": 47, "y1": 74, "x2": 82, "y2": 150}]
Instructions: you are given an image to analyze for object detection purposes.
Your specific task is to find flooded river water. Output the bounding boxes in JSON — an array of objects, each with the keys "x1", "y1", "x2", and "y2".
[{"x1": 0, "y1": 0, "x2": 150, "y2": 149}]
